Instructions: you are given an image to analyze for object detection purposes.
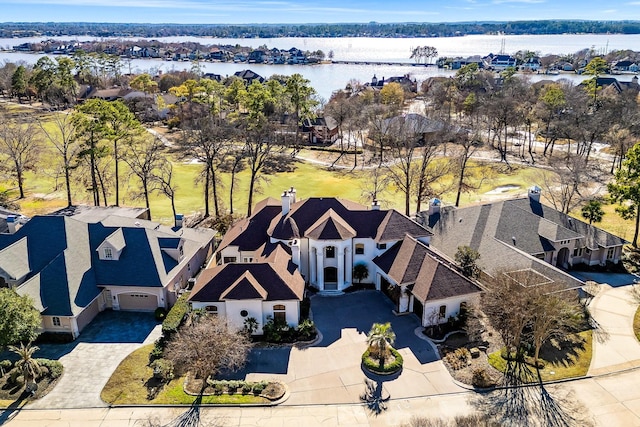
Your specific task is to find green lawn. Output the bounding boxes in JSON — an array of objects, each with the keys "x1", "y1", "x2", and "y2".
[
  {"x1": 487, "y1": 331, "x2": 593, "y2": 383},
  {"x1": 101, "y1": 344, "x2": 269, "y2": 405}
]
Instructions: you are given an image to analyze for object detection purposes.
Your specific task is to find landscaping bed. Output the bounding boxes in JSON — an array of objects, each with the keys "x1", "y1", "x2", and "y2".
[
  {"x1": 0, "y1": 358, "x2": 63, "y2": 407},
  {"x1": 361, "y1": 347, "x2": 403, "y2": 375},
  {"x1": 184, "y1": 376, "x2": 285, "y2": 401},
  {"x1": 102, "y1": 345, "x2": 274, "y2": 405}
]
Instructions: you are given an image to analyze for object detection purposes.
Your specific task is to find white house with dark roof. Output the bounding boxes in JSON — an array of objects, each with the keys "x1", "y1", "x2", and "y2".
[
  {"x1": 0, "y1": 206, "x2": 215, "y2": 339},
  {"x1": 205, "y1": 188, "x2": 482, "y2": 329}
]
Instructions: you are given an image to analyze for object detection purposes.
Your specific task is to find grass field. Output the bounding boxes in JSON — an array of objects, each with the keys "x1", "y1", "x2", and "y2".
[
  {"x1": 1, "y1": 106, "x2": 636, "y2": 241},
  {"x1": 488, "y1": 330, "x2": 593, "y2": 383}
]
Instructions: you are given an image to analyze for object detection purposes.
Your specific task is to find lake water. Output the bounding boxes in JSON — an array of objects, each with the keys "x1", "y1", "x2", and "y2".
[{"x1": 2, "y1": 34, "x2": 639, "y2": 101}]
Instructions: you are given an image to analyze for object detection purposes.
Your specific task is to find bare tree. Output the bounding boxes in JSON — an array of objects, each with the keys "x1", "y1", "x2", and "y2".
[
  {"x1": 122, "y1": 136, "x2": 165, "y2": 218},
  {"x1": 39, "y1": 113, "x2": 81, "y2": 207},
  {"x1": 155, "y1": 160, "x2": 179, "y2": 227},
  {"x1": 0, "y1": 117, "x2": 41, "y2": 199},
  {"x1": 164, "y1": 314, "x2": 252, "y2": 393}
]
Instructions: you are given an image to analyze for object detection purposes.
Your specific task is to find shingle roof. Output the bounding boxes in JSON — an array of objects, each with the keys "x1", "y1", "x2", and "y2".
[
  {"x1": 373, "y1": 235, "x2": 481, "y2": 304},
  {"x1": 0, "y1": 212, "x2": 214, "y2": 317},
  {"x1": 304, "y1": 209, "x2": 357, "y2": 240},
  {"x1": 428, "y1": 200, "x2": 589, "y2": 291},
  {"x1": 189, "y1": 255, "x2": 304, "y2": 303}
]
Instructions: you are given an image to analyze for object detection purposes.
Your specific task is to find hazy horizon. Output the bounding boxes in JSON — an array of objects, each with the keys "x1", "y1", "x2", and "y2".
[{"x1": 1, "y1": 0, "x2": 640, "y2": 25}]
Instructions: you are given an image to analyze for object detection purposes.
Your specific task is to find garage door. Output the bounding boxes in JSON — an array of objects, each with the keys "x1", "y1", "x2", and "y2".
[{"x1": 118, "y1": 293, "x2": 158, "y2": 311}]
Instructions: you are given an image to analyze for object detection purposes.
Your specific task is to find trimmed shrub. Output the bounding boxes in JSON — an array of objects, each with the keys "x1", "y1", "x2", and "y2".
[
  {"x1": 252, "y1": 381, "x2": 267, "y2": 395},
  {"x1": 150, "y1": 359, "x2": 174, "y2": 382},
  {"x1": 471, "y1": 368, "x2": 495, "y2": 389},
  {"x1": 0, "y1": 359, "x2": 12, "y2": 377},
  {"x1": 162, "y1": 292, "x2": 190, "y2": 336},
  {"x1": 154, "y1": 307, "x2": 167, "y2": 321},
  {"x1": 35, "y1": 359, "x2": 63, "y2": 379},
  {"x1": 149, "y1": 338, "x2": 165, "y2": 363},
  {"x1": 242, "y1": 383, "x2": 252, "y2": 394},
  {"x1": 362, "y1": 347, "x2": 403, "y2": 374}
]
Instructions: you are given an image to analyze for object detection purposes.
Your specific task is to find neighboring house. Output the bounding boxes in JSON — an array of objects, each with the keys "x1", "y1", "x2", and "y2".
[
  {"x1": 450, "y1": 56, "x2": 484, "y2": 70},
  {"x1": 190, "y1": 243, "x2": 304, "y2": 333},
  {"x1": 521, "y1": 57, "x2": 542, "y2": 72},
  {"x1": 379, "y1": 113, "x2": 445, "y2": 144},
  {"x1": 208, "y1": 188, "x2": 481, "y2": 329},
  {"x1": 424, "y1": 186, "x2": 626, "y2": 291},
  {"x1": 368, "y1": 74, "x2": 418, "y2": 92},
  {"x1": 484, "y1": 54, "x2": 517, "y2": 71},
  {"x1": 234, "y1": 69, "x2": 265, "y2": 84},
  {"x1": 580, "y1": 76, "x2": 640, "y2": 95},
  {"x1": 302, "y1": 116, "x2": 339, "y2": 144},
  {"x1": 0, "y1": 206, "x2": 215, "y2": 339}
]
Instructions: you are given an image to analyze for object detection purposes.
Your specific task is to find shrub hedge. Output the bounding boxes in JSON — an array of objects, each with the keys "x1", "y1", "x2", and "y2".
[
  {"x1": 361, "y1": 347, "x2": 403, "y2": 374},
  {"x1": 162, "y1": 292, "x2": 190, "y2": 336}
]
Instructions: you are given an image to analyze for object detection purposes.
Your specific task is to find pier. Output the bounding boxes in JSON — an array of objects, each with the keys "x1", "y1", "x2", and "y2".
[{"x1": 330, "y1": 60, "x2": 434, "y2": 67}]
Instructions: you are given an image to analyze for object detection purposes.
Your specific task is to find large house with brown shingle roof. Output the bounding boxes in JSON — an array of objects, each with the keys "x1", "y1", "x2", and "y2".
[{"x1": 196, "y1": 188, "x2": 482, "y2": 331}]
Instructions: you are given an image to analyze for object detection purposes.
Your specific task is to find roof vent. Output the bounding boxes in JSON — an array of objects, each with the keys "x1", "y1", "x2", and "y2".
[
  {"x1": 512, "y1": 236, "x2": 516, "y2": 245},
  {"x1": 135, "y1": 221, "x2": 141, "y2": 227}
]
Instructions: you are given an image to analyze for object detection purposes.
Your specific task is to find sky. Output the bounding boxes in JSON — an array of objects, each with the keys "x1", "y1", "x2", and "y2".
[{"x1": 1, "y1": 0, "x2": 640, "y2": 24}]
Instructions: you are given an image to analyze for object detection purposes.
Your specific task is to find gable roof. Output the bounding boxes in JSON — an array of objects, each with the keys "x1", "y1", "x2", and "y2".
[
  {"x1": 190, "y1": 254, "x2": 304, "y2": 303},
  {"x1": 267, "y1": 197, "x2": 431, "y2": 242},
  {"x1": 304, "y1": 209, "x2": 357, "y2": 240},
  {"x1": 427, "y1": 198, "x2": 602, "y2": 291},
  {"x1": 0, "y1": 210, "x2": 215, "y2": 317},
  {"x1": 373, "y1": 235, "x2": 481, "y2": 303}
]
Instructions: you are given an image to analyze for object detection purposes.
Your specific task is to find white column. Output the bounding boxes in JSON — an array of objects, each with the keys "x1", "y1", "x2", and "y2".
[
  {"x1": 316, "y1": 248, "x2": 324, "y2": 290},
  {"x1": 338, "y1": 247, "x2": 345, "y2": 290},
  {"x1": 345, "y1": 247, "x2": 352, "y2": 286},
  {"x1": 310, "y1": 247, "x2": 317, "y2": 285}
]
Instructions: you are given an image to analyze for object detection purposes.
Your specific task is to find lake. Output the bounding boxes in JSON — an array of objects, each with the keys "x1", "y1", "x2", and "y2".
[{"x1": 2, "y1": 34, "x2": 639, "y2": 101}]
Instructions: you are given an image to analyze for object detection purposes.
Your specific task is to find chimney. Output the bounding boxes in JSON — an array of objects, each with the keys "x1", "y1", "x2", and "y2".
[
  {"x1": 528, "y1": 185, "x2": 541, "y2": 202},
  {"x1": 281, "y1": 191, "x2": 291, "y2": 216},
  {"x1": 372, "y1": 199, "x2": 380, "y2": 210},
  {"x1": 428, "y1": 198, "x2": 441, "y2": 216},
  {"x1": 175, "y1": 214, "x2": 184, "y2": 228},
  {"x1": 290, "y1": 239, "x2": 300, "y2": 266},
  {"x1": 289, "y1": 186, "x2": 297, "y2": 204},
  {"x1": 6, "y1": 215, "x2": 16, "y2": 234}
]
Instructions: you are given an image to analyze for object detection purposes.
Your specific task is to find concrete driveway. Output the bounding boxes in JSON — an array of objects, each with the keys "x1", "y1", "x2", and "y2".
[
  {"x1": 236, "y1": 290, "x2": 464, "y2": 405},
  {"x1": 26, "y1": 311, "x2": 161, "y2": 409}
]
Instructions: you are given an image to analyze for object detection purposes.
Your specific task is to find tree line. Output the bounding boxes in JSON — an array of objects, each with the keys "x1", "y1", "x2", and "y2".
[
  {"x1": 1, "y1": 54, "x2": 640, "y2": 245},
  {"x1": 5, "y1": 20, "x2": 640, "y2": 39}
]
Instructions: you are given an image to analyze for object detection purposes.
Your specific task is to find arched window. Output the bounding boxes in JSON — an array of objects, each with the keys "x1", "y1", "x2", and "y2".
[
  {"x1": 439, "y1": 305, "x2": 447, "y2": 318},
  {"x1": 325, "y1": 246, "x2": 335, "y2": 258},
  {"x1": 273, "y1": 304, "x2": 286, "y2": 322},
  {"x1": 355, "y1": 243, "x2": 365, "y2": 255}
]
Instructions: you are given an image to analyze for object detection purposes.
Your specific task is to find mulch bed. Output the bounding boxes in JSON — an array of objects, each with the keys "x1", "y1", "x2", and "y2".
[
  {"x1": 0, "y1": 372, "x2": 60, "y2": 403},
  {"x1": 184, "y1": 374, "x2": 286, "y2": 401}
]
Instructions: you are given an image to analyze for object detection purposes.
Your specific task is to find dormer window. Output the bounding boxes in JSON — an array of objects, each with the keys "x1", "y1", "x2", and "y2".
[
  {"x1": 325, "y1": 246, "x2": 335, "y2": 258},
  {"x1": 104, "y1": 247, "x2": 113, "y2": 260},
  {"x1": 376, "y1": 243, "x2": 387, "y2": 250}
]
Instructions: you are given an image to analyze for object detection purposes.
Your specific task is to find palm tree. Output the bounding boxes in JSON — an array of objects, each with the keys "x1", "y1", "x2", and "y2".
[
  {"x1": 9, "y1": 342, "x2": 41, "y2": 391},
  {"x1": 366, "y1": 322, "x2": 396, "y2": 367}
]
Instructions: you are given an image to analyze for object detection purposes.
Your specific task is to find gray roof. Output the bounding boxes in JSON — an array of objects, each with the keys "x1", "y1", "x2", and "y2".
[
  {"x1": 0, "y1": 211, "x2": 215, "y2": 317},
  {"x1": 428, "y1": 200, "x2": 585, "y2": 291}
]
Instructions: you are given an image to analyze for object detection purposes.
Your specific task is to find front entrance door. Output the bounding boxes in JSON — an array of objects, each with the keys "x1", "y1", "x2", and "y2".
[{"x1": 324, "y1": 267, "x2": 338, "y2": 290}]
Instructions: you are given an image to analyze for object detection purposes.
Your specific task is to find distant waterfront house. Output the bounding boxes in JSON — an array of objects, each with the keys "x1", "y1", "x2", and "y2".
[
  {"x1": 521, "y1": 57, "x2": 542, "y2": 72},
  {"x1": 0, "y1": 206, "x2": 215, "y2": 339},
  {"x1": 483, "y1": 54, "x2": 517, "y2": 71},
  {"x1": 205, "y1": 188, "x2": 481, "y2": 329},
  {"x1": 302, "y1": 116, "x2": 339, "y2": 144},
  {"x1": 234, "y1": 69, "x2": 265, "y2": 85}
]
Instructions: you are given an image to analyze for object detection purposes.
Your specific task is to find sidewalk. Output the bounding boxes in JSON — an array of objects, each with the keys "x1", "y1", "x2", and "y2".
[{"x1": 587, "y1": 284, "x2": 640, "y2": 376}]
